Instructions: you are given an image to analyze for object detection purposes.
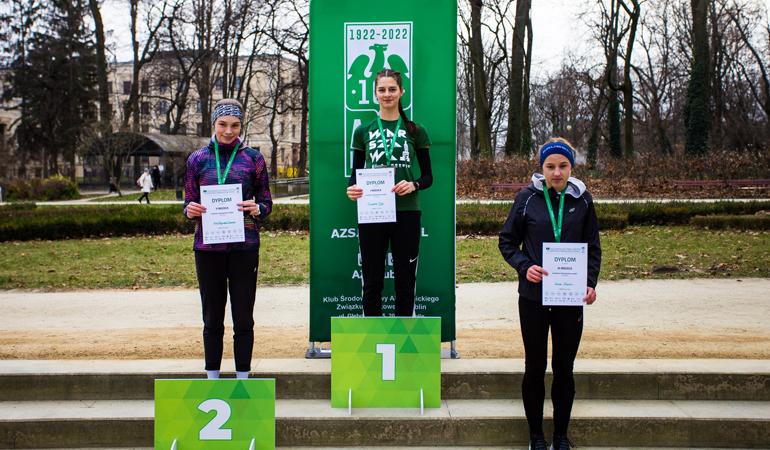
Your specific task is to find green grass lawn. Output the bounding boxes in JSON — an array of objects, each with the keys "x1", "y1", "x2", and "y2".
[
  {"x1": 1, "y1": 226, "x2": 767, "y2": 290},
  {"x1": 96, "y1": 189, "x2": 181, "y2": 202}
]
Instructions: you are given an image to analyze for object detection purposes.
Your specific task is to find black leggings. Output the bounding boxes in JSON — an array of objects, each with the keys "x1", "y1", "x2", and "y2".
[
  {"x1": 518, "y1": 297, "x2": 583, "y2": 437},
  {"x1": 358, "y1": 210, "x2": 421, "y2": 317},
  {"x1": 138, "y1": 192, "x2": 150, "y2": 203},
  {"x1": 195, "y1": 251, "x2": 260, "y2": 372}
]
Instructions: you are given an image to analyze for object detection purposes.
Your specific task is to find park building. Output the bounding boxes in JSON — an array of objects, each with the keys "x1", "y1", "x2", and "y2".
[{"x1": 0, "y1": 53, "x2": 303, "y2": 189}]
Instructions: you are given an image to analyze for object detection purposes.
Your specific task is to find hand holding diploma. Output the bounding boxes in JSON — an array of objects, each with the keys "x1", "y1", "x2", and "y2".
[
  {"x1": 540, "y1": 243, "x2": 591, "y2": 306},
  {"x1": 528, "y1": 263, "x2": 596, "y2": 305}
]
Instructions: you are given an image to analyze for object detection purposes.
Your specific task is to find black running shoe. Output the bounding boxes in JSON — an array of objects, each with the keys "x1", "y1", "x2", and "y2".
[
  {"x1": 550, "y1": 434, "x2": 575, "y2": 450},
  {"x1": 529, "y1": 434, "x2": 549, "y2": 450}
]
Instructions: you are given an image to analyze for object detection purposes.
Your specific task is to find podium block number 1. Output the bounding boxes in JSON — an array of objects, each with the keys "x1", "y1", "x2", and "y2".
[
  {"x1": 198, "y1": 399, "x2": 232, "y2": 440},
  {"x1": 331, "y1": 317, "x2": 441, "y2": 408},
  {"x1": 376, "y1": 343, "x2": 396, "y2": 380}
]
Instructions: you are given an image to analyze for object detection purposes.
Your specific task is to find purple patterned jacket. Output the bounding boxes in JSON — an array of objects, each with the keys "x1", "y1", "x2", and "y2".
[{"x1": 184, "y1": 137, "x2": 272, "y2": 252}]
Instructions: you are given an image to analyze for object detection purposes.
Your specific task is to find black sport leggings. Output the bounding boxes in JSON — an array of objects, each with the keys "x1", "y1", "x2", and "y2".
[
  {"x1": 195, "y1": 251, "x2": 260, "y2": 372},
  {"x1": 357, "y1": 210, "x2": 421, "y2": 317},
  {"x1": 518, "y1": 296, "x2": 583, "y2": 437}
]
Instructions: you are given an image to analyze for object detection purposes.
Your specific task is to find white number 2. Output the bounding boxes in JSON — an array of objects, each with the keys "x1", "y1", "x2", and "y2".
[
  {"x1": 198, "y1": 399, "x2": 232, "y2": 440},
  {"x1": 376, "y1": 343, "x2": 396, "y2": 381}
]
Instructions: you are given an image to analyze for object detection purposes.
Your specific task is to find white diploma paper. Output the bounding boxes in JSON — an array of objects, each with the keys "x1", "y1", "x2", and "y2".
[
  {"x1": 542, "y1": 242, "x2": 589, "y2": 306},
  {"x1": 356, "y1": 168, "x2": 397, "y2": 224},
  {"x1": 201, "y1": 184, "x2": 245, "y2": 244}
]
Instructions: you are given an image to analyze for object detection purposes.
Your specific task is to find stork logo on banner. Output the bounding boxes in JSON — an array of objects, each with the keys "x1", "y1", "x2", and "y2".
[{"x1": 344, "y1": 22, "x2": 413, "y2": 176}]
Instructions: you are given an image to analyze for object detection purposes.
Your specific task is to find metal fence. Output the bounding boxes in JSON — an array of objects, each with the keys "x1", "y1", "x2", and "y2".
[{"x1": 270, "y1": 177, "x2": 309, "y2": 198}]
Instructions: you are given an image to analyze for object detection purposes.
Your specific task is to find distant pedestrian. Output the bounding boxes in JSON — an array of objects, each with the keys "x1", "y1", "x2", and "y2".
[
  {"x1": 108, "y1": 176, "x2": 117, "y2": 193},
  {"x1": 151, "y1": 166, "x2": 161, "y2": 191},
  {"x1": 137, "y1": 168, "x2": 153, "y2": 204}
]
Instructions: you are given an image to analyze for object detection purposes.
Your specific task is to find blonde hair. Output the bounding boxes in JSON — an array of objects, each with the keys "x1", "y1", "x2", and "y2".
[{"x1": 538, "y1": 137, "x2": 578, "y2": 159}]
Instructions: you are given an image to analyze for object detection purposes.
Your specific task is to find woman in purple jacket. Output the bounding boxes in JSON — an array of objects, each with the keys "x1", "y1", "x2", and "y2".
[{"x1": 183, "y1": 99, "x2": 272, "y2": 379}]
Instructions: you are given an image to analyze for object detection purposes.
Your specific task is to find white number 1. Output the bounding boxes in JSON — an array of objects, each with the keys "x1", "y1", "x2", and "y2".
[
  {"x1": 376, "y1": 343, "x2": 396, "y2": 381},
  {"x1": 198, "y1": 399, "x2": 232, "y2": 440},
  {"x1": 359, "y1": 80, "x2": 369, "y2": 105}
]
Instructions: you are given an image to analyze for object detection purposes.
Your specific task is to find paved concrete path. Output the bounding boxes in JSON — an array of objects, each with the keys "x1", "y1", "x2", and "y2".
[{"x1": 1, "y1": 279, "x2": 768, "y2": 335}]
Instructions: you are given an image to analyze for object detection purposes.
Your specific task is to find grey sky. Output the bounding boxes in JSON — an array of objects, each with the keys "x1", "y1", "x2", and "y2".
[{"x1": 101, "y1": 0, "x2": 584, "y2": 72}]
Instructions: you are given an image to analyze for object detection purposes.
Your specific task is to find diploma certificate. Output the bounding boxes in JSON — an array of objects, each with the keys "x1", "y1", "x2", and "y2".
[
  {"x1": 201, "y1": 184, "x2": 245, "y2": 244},
  {"x1": 542, "y1": 242, "x2": 588, "y2": 306},
  {"x1": 356, "y1": 168, "x2": 397, "y2": 224}
]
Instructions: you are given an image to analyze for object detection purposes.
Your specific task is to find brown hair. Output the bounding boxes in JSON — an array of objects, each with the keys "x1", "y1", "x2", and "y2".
[
  {"x1": 213, "y1": 98, "x2": 243, "y2": 112},
  {"x1": 374, "y1": 69, "x2": 417, "y2": 137}
]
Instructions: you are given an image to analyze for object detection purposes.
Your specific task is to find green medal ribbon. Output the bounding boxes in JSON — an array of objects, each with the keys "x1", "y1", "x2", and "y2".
[
  {"x1": 376, "y1": 116, "x2": 402, "y2": 167},
  {"x1": 543, "y1": 187, "x2": 566, "y2": 243},
  {"x1": 213, "y1": 139, "x2": 240, "y2": 185}
]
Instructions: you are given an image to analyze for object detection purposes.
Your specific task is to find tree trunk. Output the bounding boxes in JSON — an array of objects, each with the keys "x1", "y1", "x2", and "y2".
[
  {"x1": 297, "y1": 59, "x2": 309, "y2": 178},
  {"x1": 470, "y1": 0, "x2": 493, "y2": 159},
  {"x1": 89, "y1": 0, "x2": 111, "y2": 131},
  {"x1": 608, "y1": 66, "x2": 623, "y2": 158},
  {"x1": 709, "y1": 1, "x2": 724, "y2": 150},
  {"x1": 684, "y1": 0, "x2": 710, "y2": 156},
  {"x1": 621, "y1": 0, "x2": 640, "y2": 159},
  {"x1": 197, "y1": 0, "x2": 213, "y2": 137},
  {"x1": 520, "y1": 14, "x2": 534, "y2": 157},
  {"x1": 505, "y1": 0, "x2": 529, "y2": 158}
]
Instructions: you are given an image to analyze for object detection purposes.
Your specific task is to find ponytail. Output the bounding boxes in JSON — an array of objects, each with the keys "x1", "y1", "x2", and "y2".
[{"x1": 398, "y1": 100, "x2": 418, "y2": 138}]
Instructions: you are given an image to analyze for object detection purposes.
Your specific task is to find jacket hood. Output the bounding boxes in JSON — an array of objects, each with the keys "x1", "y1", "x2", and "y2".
[{"x1": 531, "y1": 173, "x2": 586, "y2": 198}]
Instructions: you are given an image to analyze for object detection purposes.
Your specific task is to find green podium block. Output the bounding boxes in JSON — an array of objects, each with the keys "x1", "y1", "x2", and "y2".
[
  {"x1": 154, "y1": 379, "x2": 275, "y2": 450},
  {"x1": 331, "y1": 317, "x2": 441, "y2": 408}
]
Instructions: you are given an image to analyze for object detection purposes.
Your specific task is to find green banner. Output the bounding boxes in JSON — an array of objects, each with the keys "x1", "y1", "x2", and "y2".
[
  {"x1": 308, "y1": 0, "x2": 457, "y2": 343},
  {"x1": 154, "y1": 379, "x2": 275, "y2": 450},
  {"x1": 331, "y1": 317, "x2": 441, "y2": 408}
]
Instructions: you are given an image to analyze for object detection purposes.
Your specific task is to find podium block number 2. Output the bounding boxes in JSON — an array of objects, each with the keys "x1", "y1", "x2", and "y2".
[
  {"x1": 198, "y1": 399, "x2": 232, "y2": 441},
  {"x1": 376, "y1": 343, "x2": 396, "y2": 381}
]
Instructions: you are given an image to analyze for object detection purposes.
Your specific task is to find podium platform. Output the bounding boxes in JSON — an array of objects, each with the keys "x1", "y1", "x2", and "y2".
[{"x1": 1, "y1": 358, "x2": 769, "y2": 448}]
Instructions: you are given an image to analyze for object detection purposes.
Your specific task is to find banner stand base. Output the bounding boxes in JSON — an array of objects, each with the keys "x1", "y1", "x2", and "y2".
[
  {"x1": 441, "y1": 341, "x2": 460, "y2": 359},
  {"x1": 305, "y1": 342, "x2": 331, "y2": 359},
  {"x1": 308, "y1": 341, "x2": 458, "y2": 359}
]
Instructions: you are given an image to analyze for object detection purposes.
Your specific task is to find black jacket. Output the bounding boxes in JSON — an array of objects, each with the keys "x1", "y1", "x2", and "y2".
[{"x1": 498, "y1": 174, "x2": 601, "y2": 303}]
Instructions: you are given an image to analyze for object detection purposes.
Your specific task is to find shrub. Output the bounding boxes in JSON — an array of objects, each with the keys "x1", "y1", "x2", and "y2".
[
  {"x1": 0, "y1": 176, "x2": 81, "y2": 201},
  {"x1": 261, "y1": 204, "x2": 309, "y2": 231},
  {"x1": 598, "y1": 214, "x2": 628, "y2": 230},
  {"x1": 690, "y1": 215, "x2": 770, "y2": 230},
  {"x1": 2, "y1": 202, "x2": 37, "y2": 211},
  {"x1": 42, "y1": 175, "x2": 80, "y2": 200},
  {"x1": 9, "y1": 178, "x2": 31, "y2": 200}
]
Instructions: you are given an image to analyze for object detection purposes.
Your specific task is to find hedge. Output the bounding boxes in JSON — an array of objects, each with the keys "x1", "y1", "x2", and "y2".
[
  {"x1": 690, "y1": 214, "x2": 770, "y2": 230},
  {"x1": 0, "y1": 204, "x2": 308, "y2": 242},
  {"x1": 2, "y1": 201, "x2": 769, "y2": 241}
]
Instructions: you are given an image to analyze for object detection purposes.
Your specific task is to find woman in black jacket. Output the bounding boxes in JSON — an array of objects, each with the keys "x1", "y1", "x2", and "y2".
[{"x1": 498, "y1": 137, "x2": 601, "y2": 450}]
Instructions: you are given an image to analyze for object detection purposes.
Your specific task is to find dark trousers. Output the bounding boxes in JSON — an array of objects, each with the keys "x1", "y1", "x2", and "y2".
[
  {"x1": 358, "y1": 210, "x2": 421, "y2": 317},
  {"x1": 195, "y1": 251, "x2": 260, "y2": 372},
  {"x1": 138, "y1": 192, "x2": 150, "y2": 203},
  {"x1": 518, "y1": 297, "x2": 583, "y2": 437}
]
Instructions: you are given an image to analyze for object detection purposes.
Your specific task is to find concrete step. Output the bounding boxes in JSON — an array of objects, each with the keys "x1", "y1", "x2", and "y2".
[
  {"x1": 20, "y1": 448, "x2": 770, "y2": 450},
  {"x1": 1, "y1": 399, "x2": 769, "y2": 448},
  {"x1": 2, "y1": 359, "x2": 769, "y2": 401}
]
